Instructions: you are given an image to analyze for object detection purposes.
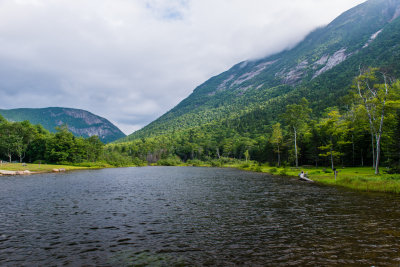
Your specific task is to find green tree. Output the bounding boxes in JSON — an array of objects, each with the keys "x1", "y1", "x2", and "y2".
[
  {"x1": 244, "y1": 149, "x2": 250, "y2": 162},
  {"x1": 0, "y1": 114, "x2": 6, "y2": 124},
  {"x1": 14, "y1": 121, "x2": 36, "y2": 163},
  {"x1": 318, "y1": 108, "x2": 350, "y2": 170},
  {"x1": 282, "y1": 98, "x2": 311, "y2": 167},
  {"x1": 355, "y1": 68, "x2": 400, "y2": 174},
  {"x1": 85, "y1": 136, "x2": 104, "y2": 162},
  {"x1": 46, "y1": 125, "x2": 75, "y2": 163},
  {"x1": 270, "y1": 122, "x2": 283, "y2": 167},
  {"x1": 0, "y1": 122, "x2": 20, "y2": 162}
]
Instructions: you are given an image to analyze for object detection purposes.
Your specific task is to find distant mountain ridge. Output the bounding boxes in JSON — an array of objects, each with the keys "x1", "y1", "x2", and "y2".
[
  {"x1": 0, "y1": 107, "x2": 125, "y2": 143},
  {"x1": 119, "y1": 0, "x2": 400, "y2": 142}
]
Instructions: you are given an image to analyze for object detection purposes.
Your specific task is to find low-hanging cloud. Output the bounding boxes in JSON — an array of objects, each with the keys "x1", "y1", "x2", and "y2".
[{"x1": 0, "y1": 0, "x2": 366, "y2": 134}]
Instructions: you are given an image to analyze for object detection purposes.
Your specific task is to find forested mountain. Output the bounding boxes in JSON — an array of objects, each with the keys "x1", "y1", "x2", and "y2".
[
  {"x1": 111, "y1": 0, "x2": 400, "y2": 171},
  {"x1": 122, "y1": 0, "x2": 400, "y2": 141},
  {"x1": 0, "y1": 107, "x2": 125, "y2": 143}
]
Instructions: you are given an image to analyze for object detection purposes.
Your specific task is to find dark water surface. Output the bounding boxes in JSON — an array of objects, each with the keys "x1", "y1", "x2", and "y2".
[{"x1": 1, "y1": 167, "x2": 400, "y2": 266}]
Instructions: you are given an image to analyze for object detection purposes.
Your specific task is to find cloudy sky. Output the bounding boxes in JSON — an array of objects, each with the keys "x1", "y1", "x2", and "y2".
[{"x1": 0, "y1": 0, "x2": 366, "y2": 134}]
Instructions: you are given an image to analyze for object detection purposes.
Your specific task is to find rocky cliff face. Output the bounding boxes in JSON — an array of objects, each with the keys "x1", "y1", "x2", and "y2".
[
  {"x1": 0, "y1": 107, "x2": 125, "y2": 143},
  {"x1": 121, "y1": 0, "x2": 400, "y2": 141}
]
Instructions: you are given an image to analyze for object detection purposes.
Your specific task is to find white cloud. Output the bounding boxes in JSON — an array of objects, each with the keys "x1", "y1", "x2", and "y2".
[{"x1": 0, "y1": 0, "x2": 366, "y2": 134}]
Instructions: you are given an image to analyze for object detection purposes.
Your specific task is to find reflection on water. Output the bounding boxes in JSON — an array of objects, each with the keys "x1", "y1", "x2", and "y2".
[{"x1": 0, "y1": 166, "x2": 399, "y2": 266}]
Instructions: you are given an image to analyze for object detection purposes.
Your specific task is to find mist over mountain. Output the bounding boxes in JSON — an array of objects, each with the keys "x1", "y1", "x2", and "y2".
[{"x1": 120, "y1": 0, "x2": 400, "y2": 143}]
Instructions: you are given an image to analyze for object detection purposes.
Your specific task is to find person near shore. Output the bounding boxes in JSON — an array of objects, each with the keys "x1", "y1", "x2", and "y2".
[{"x1": 299, "y1": 170, "x2": 313, "y2": 182}]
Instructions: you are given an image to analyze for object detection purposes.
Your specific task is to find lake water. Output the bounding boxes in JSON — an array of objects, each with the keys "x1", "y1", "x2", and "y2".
[{"x1": 0, "y1": 167, "x2": 400, "y2": 266}]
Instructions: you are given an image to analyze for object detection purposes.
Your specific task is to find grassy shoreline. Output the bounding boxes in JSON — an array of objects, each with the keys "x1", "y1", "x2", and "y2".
[
  {"x1": 0, "y1": 162, "x2": 98, "y2": 174},
  {"x1": 160, "y1": 159, "x2": 400, "y2": 194},
  {"x1": 239, "y1": 164, "x2": 400, "y2": 194},
  {"x1": 2, "y1": 161, "x2": 400, "y2": 194}
]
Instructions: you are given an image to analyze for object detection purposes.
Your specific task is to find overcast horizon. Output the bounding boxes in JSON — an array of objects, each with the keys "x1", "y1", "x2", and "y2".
[{"x1": 0, "y1": 0, "x2": 366, "y2": 134}]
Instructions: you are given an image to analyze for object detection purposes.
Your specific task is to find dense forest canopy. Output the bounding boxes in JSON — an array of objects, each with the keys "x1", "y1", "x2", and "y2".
[
  {"x1": 1, "y1": 0, "x2": 400, "y2": 173},
  {"x1": 0, "y1": 117, "x2": 144, "y2": 167},
  {"x1": 105, "y1": 69, "x2": 400, "y2": 173},
  {"x1": 104, "y1": 0, "x2": 400, "y2": 172},
  {"x1": 2, "y1": 69, "x2": 398, "y2": 174}
]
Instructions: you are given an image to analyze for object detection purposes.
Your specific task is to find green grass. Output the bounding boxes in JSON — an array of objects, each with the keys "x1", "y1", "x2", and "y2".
[
  {"x1": 0, "y1": 160, "x2": 147, "y2": 174},
  {"x1": 156, "y1": 158, "x2": 400, "y2": 194},
  {"x1": 261, "y1": 166, "x2": 400, "y2": 194},
  {"x1": 4, "y1": 160, "x2": 400, "y2": 194},
  {"x1": 0, "y1": 162, "x2": 97, "y2": 173},
  {"x1": 178, "y1": 160, "x2": 400, "y2": 194}
]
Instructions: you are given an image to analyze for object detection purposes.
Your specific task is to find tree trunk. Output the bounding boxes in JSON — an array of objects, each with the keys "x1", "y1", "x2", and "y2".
[
  {"x1": 330, "y1": 136, "x2": 334, "y2": 170},
  {"x1": 358, "y1": 72, "x2": 389, "y2": 172},
  {"x1": 361, "y1": 149, "x2": 364, "y2": 167},
  {"x1": 352, "y1": 134, "x2": 355, "y2": 166},
  {"x1": 19, "y1": 150, "x2": 25, "y2": 163},
  {"x1": 294, "y1": 127, "x2": 298, "y2": 167},
  {"x1": 375, "y1": 134, "x2": 381, "y2": 175},
  {"x1": 371, "y1": 132, "x2": 376, "y2": 169},
  {"x1": 277, "y1": 145, "x2": 281, "y2": 167},
  {"x1": 375, "y1": 79, "x2": 388, "y2": 175}
]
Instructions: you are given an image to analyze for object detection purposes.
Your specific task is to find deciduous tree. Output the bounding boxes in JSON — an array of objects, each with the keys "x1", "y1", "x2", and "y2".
[
  {"x1": 282, "y1": 98, "x2": 311, "y2": 167},
  {"x1": 355, "y1": 68, "x2": 400, "y2": 174},
  {"x1": 270, "y1": 123, "x2": 283, "y2": 167}
]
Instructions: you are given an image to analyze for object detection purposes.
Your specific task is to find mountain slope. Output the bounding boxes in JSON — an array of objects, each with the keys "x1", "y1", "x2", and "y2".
[
  {"x1": 121, "y1": 0, "x2": 400, "y2": 142},
  {"x1": 0, "y1": 107, "x2": 125, "y2": 143}
]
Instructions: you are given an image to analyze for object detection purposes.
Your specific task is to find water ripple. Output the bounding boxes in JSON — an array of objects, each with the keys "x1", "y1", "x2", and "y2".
[{"x1": 0, "y1": 167, "x2": 400, "y2": 266}]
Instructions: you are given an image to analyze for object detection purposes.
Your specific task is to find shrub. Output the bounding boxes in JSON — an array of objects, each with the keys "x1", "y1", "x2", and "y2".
[
  {"x1": 279, "y1": 169, "x2": 288, "y2": 176},
  {"x1": 386, "y1": 165, "x2": 400, "y2": 174},
  {"x1": 219, "y1": 157, "x2": 233, "y2": 164},
  {"x1": 157, "y1": 156, "x2": 182, "y2": 166},
  {"x1": 186, "y1": 159, "x2": 204, "y2": 166},
  {"x1": 210, "y1": 160, "x2": 222, "y2": 167},
  {"x1": 103, "y1": 151, "x2": 136, "y2": 167},
  {"x1": 241, "y1": 163, "x2": 250, "y2": 168},
  {"x1": 251, "y1": 165, "x2": 262, "y2": 172},
  {"x1": 269, "y1": 167, "x2": 278, "y2": 173}
]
